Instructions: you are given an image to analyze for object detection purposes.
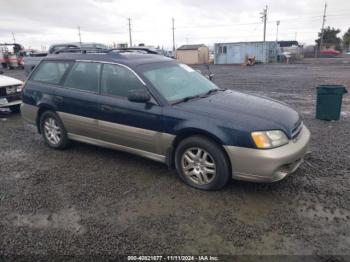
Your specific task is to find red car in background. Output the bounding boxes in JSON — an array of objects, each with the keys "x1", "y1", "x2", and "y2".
[{"x1": 320, "y1": 49, "x2": 341, "y2": 56}]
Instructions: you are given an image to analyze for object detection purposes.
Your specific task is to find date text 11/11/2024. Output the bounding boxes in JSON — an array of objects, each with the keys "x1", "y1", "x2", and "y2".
[{"x1": 127, "y1": 255, "x2": 219, "y2": 261}]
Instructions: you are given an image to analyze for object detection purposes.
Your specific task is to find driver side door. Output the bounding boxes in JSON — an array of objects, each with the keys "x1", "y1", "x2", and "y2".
[{"x1": 97, "y1": 63, "x2": 167, "y2": 157}]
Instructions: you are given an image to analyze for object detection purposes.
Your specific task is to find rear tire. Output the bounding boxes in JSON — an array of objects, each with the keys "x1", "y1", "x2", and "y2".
[
  {"x1": 175, "y1": 135, "x2": 231, "y2": 190},
  {"x1": 9, "y1": 105, "x2": 21, "y2": 113},
  {"x1": 39, "y1": 111, "x2": 70, "y2": 149}
]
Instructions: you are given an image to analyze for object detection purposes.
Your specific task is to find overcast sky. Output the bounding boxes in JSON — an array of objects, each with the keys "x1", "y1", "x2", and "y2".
[{"x1": 0, "y1": 0, "x2": 349, "y2": 50}]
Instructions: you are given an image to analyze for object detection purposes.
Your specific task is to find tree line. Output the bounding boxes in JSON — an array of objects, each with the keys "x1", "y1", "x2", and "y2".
[{"x1": 316, "y1": 27, "x2": 350, "y2": 51}]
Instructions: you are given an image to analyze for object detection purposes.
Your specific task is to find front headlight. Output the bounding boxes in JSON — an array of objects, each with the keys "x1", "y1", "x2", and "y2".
[{"x1": 251, "y1": 130, "x2": 289, "y2": 149}]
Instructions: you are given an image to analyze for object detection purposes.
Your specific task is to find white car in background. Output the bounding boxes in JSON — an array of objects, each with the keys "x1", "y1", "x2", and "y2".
[{"x1": 0, "y1": 72, "x2": 23, "y2": 113}]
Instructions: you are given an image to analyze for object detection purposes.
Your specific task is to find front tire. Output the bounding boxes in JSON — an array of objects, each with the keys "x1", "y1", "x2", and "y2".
[
  {"x1": 39, "y1": 111, "x2": 70, "y2": 149},
  {"x1": 175, "y1": 135, "x2": 231, "y2": 190}
]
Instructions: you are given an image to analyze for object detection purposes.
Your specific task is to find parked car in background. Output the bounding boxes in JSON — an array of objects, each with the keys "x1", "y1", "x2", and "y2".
[
  {"x1": 0, "y1": 72, "x2": 23, "y2": 112},
  {"x1": 23, "y1": 42, "x2": 108, "y2": 75},
  {"x1": 320, "y1": 49, "x2": 341, "y2": 56},
  {"x1": 21, "y1": 51, "x2": 310, "y2": 190},
  {"x1": 48, "y1": 42, "x2": 108, "y2": 54},
  {"x1": 23, "y1": 51, "x2": 49, "y2": 76}
]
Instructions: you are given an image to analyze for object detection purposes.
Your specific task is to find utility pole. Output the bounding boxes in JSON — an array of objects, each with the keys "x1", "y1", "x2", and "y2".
[
  {"x1": 276, "y1": 21, "x2": 280, "y2": 41},
  {"x1": 77, "y1": 26, "x2": 82, "y2": 45},
  {"x1": 261, "y1": 5, "x2": 268, "y2": 42},
  {"x1": 12, "y1": 32, "x2": 16, "y2": 43},
  {"x1": 172, "y1": 18, "x2": 175, "y2": 52},
  {"x1": 320, "y1": 2, "x2": 327, "y2": 51},
  {"x1": 260, "y1": 5, "x2": 268, "y2": 63},
  {"x1": 315, "y1": 3, "x2": 327, "y2": 58},
  {"x1": 128, "y1": 18, "x2": 132, "y2": 47}
]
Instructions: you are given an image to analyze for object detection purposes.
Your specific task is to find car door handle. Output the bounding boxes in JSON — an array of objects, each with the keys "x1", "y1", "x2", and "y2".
[
  {"x1": 54, "y1": 96, "x2": 63, "y2": 103},
  {"x1": 101, "y1": 105, "x2": 112, "y2": 112}
]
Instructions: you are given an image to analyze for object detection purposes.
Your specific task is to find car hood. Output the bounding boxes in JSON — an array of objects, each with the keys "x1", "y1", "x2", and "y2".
[
  {"x1": 174, "y1": 90, "x2": 301, "y2": 138},
  {"x1": 0, "y1": 75, "x2": 23, "y2": 87}
]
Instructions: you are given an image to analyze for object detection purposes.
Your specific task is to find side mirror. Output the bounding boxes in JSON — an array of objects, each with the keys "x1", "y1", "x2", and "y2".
[{"x1": 128, "y1": 89, "x2": 151, "y2": 103}]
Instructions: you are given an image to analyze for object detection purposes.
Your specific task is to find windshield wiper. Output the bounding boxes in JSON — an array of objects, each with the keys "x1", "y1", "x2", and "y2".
[
  {"x1": 205, "y1": 88, "x2": 226, "y2": 96},
  {"x1": 172, "y1": 94, "x2": 203, "y2": 105},
  {"x1": 172, "y1": 89, "x2": 226, "y2": 105},
  {"x1": 202, "y1": 88, "x2": 226, "y2": 97}
]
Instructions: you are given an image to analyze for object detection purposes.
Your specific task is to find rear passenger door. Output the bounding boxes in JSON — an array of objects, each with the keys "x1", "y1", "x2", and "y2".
[
  {"x1": 97, "y1": 63, "x2": 163, "y2": 154},
  {"x1": 54, "y1": 61, "x2": 101, "y2": 139}
]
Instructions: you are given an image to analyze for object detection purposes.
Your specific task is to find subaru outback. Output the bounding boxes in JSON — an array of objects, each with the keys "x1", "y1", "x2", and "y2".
[{"x1": 21, "y1": 51, "x2": 310, "y2": 190}]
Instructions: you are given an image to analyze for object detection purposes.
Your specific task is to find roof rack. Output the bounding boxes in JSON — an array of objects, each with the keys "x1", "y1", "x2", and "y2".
[
  {"x1": 109, "y1": 47, "x2": 160, "y2": 55},
  {"x1": 53, "y1": 47, "x2": 161, "y2": 57},
  {"x1": 53, "y1": 46, "x2": 109, "y2": 54}
]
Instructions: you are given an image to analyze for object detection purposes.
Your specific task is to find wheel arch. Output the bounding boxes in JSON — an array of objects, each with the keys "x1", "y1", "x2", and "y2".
[
  {"x1": 36, "y1": 104, "x2": 57, "y2": 133},
  {"x1": 167, "y1": 128, "x2": 231, "y2": 171}
]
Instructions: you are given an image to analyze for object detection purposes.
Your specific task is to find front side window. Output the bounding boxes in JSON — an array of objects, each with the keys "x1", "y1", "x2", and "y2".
[
  {"x1": 101, "y1": 63, "x2": 145, "y2": 98},
  {"x1": 139, "y1": 62, "x2": 218, "y2": 103},
  {"x1": 31, "y1": 61, "x2": 70, "y2": 85},
  {"x1": 64, "y1": 62, "x2": 101, "y2": 93}
]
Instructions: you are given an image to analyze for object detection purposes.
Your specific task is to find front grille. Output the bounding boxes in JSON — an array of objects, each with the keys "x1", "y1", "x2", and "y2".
[
  {"x1": 291, "y1": 120, "x2": 303, "y2": 139},
  {"x1": 0, "y1": 85, "x2": 21, "y2": 98}
]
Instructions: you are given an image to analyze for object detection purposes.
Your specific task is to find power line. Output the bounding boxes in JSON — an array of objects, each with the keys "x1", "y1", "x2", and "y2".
[
  {"x1": 182, "y1": 29, "x2": 319, "y2": 40},
  {"x1": 131, "y1": 11, "x2": 347, "y2": 34},
  {"x1": 121, "y1": 7, "x2": 346, "y2": 46},
  {"x1": 175, "y1": 21, "x2": 260, "y2": 29},
  {"x1": 167, "y1": 12, "x2": 347, "y2": 31}
]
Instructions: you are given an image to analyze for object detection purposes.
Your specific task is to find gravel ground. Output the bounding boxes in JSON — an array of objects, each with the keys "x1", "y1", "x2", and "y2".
[{"x1": 0, "y1": 58, "x2": 350, "y2": 257}]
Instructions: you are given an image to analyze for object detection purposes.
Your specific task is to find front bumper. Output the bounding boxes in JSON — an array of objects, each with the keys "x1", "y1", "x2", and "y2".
[
  {"x1": 224, "y1": 126, "x2": 311, "y2": 183},
  {"x1": 0, "y1": 99, "x2": 22, "y2": 108}
]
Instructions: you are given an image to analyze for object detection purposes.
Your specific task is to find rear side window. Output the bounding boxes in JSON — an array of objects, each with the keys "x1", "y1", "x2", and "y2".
[
  {"x1": 31, "y1": 61, "x2": 70, "y2": 85},
  {"x1": 101, "y1": 63, "x2": 144, "y2": 98},
  {"x1": 64, "y1": 62, "x2": 101, "y2": 93}
]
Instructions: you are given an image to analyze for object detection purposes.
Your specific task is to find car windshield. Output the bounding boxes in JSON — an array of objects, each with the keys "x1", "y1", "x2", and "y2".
[{"x1": 139, "y1": 62, "x2": 218, "y2": 103}]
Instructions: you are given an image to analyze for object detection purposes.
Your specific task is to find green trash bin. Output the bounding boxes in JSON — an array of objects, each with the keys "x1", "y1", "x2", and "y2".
[{"x1": 316, "y1": 85, "x2": 348, "y2": 121}]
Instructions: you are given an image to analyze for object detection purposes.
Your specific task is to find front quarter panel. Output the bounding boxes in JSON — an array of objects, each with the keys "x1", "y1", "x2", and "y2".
[{"x1": 161, "y1": 106, "x2": 254, "y2": 148}]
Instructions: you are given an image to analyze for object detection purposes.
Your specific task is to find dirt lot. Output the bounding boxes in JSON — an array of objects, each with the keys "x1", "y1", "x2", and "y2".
[{"x1": 1, "y1": 58, "x2": 350, "y2": 257}]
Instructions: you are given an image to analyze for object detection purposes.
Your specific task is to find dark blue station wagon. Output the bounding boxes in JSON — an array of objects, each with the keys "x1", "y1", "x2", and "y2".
[{"x1": 21, "y1": 51, "x2": 310, "y2": 190}]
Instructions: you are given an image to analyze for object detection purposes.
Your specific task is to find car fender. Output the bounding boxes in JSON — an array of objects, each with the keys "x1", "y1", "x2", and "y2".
[{"x1": 173, "y1": 121, "x2": 227, "y2": 145}]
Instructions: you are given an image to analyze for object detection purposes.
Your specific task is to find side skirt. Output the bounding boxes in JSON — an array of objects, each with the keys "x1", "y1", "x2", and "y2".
[{"x1": 67, "y1": 133, "x2": 166, "y2": 163}]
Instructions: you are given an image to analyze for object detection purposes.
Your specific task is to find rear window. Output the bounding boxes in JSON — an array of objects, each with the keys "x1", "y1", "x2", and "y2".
[{"x1": 31, "y1": 61, "x2": 70, "y2": 85}]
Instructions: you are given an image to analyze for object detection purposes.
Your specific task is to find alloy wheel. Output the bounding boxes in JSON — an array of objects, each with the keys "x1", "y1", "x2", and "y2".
[
  {"x1": 44, "y1": 117, "x2": 61, "y2": 145},
  {"x1": 181, "y1": 147, "x2": 216, "y2": 185}
]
